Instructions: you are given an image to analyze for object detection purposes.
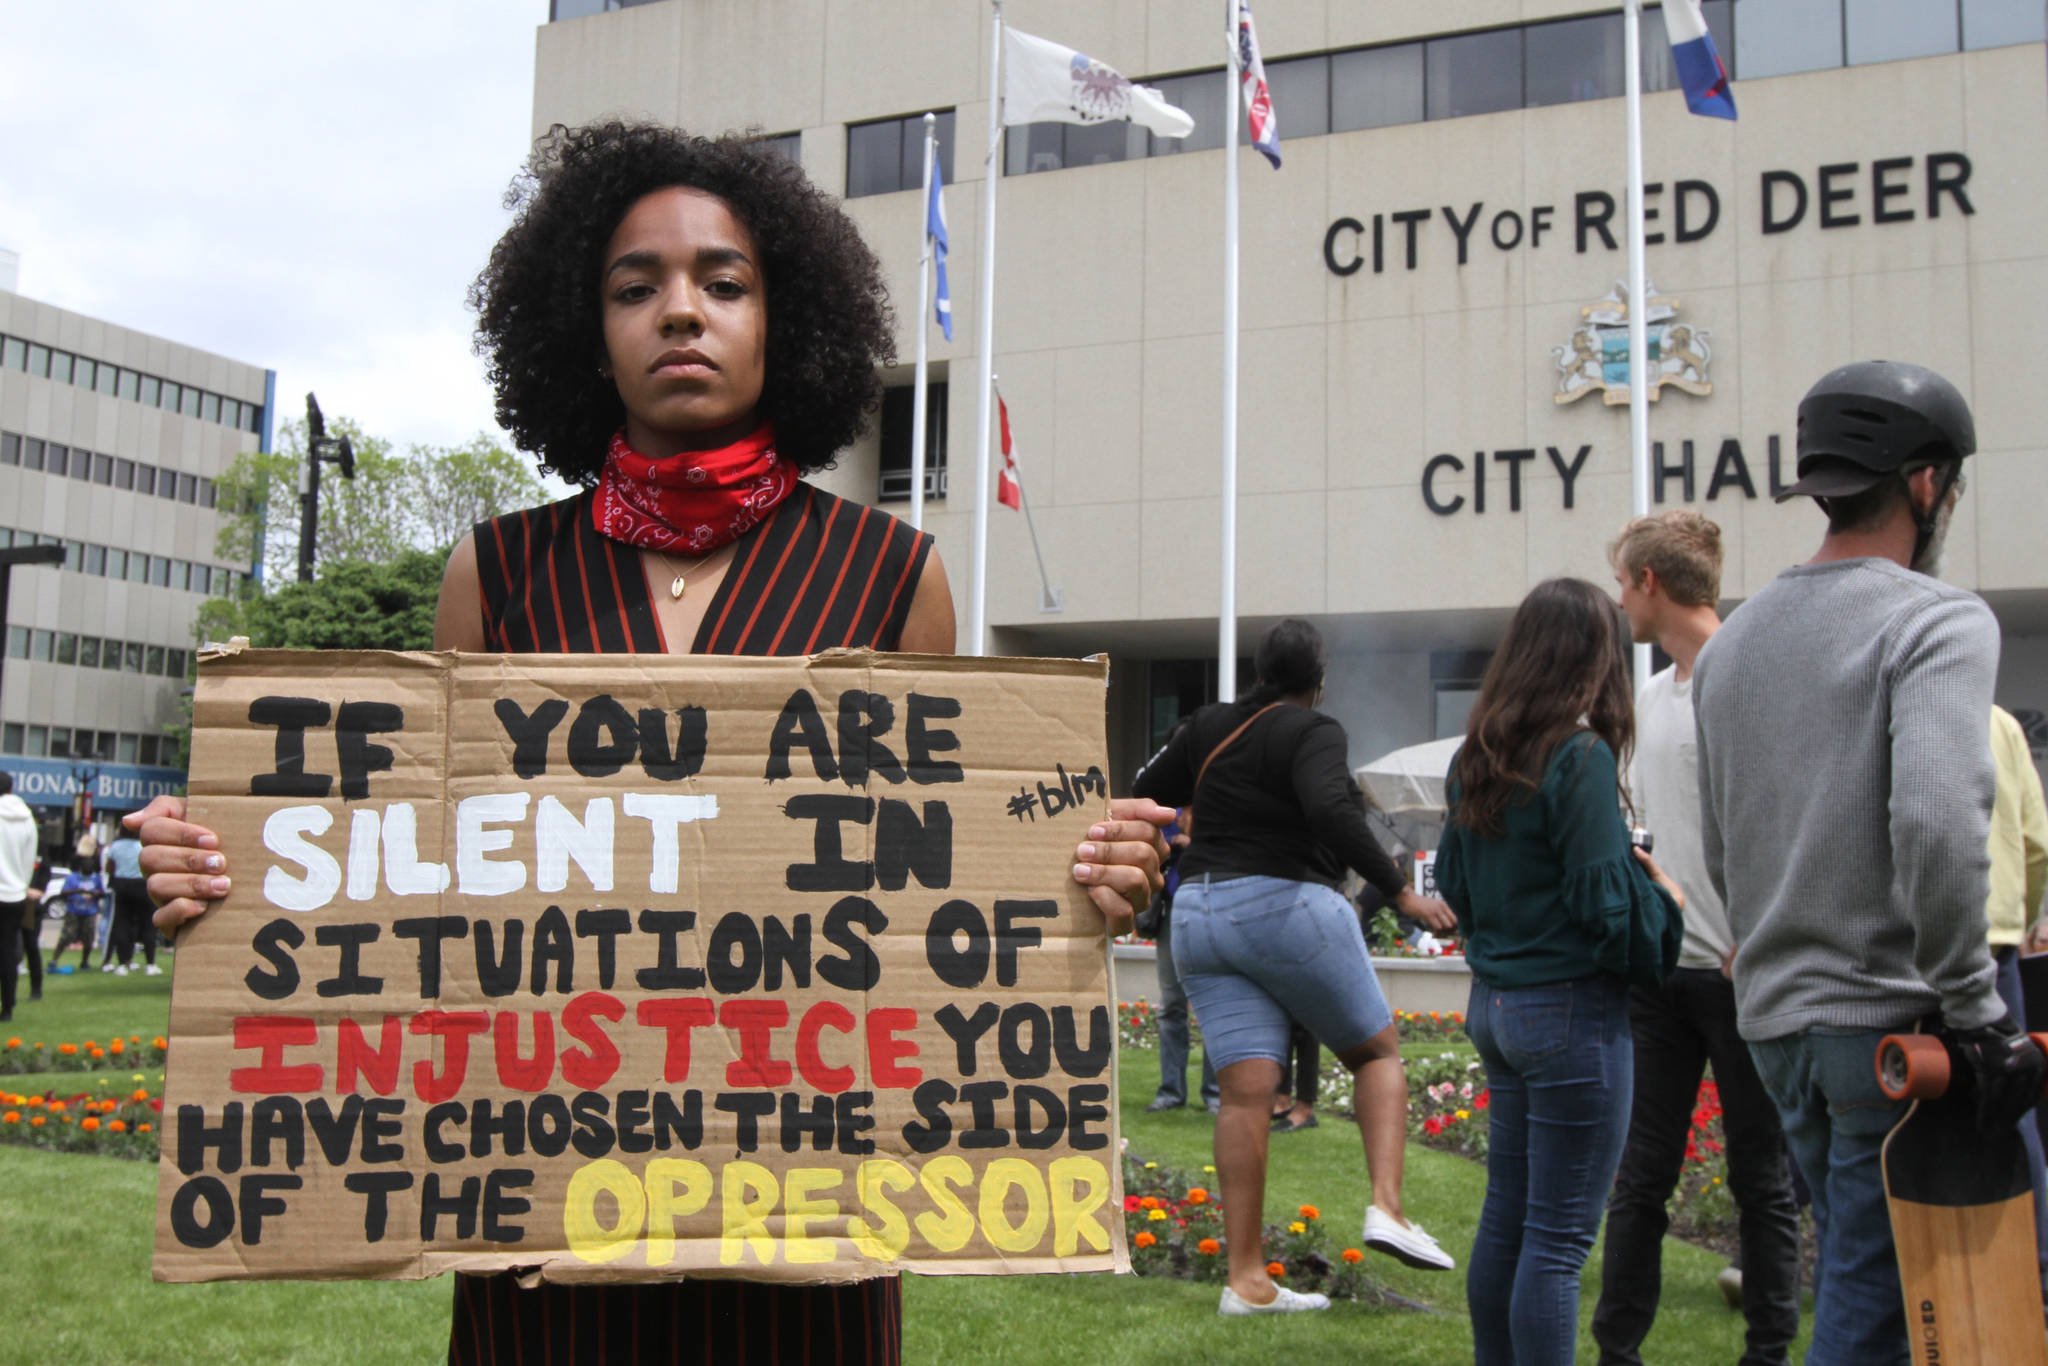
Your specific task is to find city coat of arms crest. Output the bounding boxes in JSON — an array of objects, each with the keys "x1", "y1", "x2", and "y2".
[{"x1": 1552, "y1": 281, "x2": 1713, "y2": 405}]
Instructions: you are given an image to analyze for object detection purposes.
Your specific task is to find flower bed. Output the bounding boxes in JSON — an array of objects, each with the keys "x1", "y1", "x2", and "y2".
[
  {"x1": 0, "y1": 1035, "x2": 168, "y2": 1074},
  {"x1": 0, "y1": 1074, "x2": 163, "y2": 1159},
  {"x1": 1120, "y1": 1152, "x2": 1408, "y2": 1305}
]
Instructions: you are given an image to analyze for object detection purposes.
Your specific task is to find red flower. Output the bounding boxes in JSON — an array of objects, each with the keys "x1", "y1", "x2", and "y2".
[{"x1": 1123, "y1": 1196, "x2": 1142, "y2": 1213}]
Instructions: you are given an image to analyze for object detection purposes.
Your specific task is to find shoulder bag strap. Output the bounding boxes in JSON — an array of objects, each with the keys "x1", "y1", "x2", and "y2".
[{"x1": 1184, "y1": 702, "x2": 1284, "y2": 834}]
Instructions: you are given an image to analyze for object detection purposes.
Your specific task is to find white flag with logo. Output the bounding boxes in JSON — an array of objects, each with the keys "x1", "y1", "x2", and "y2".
[{"x1": 1002, "y1": 27, "x2": 1195, "y2": 139}]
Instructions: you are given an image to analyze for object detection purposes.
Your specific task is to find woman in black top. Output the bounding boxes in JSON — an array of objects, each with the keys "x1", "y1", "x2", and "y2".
[
  {"x1": 1134, "y1": 619, "x2": 1458, "y2": 1315},
  {"x1": 130, "y1": 123, "x2": 1171, "y2": 1366}
]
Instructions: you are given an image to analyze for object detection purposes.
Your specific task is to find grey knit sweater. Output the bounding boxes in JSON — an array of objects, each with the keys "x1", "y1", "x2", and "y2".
[{"x1": 1693, "y1": 557, "x2": 2002, "y2": 1041}]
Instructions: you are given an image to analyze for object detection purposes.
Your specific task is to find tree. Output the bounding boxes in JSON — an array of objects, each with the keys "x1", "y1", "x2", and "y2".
[
  {"x1": 196, "y1": 549, "x2": 449, "y2": 652},
  {"x1": 213, "y1": 418, "x2": 548, "y2": 584}
]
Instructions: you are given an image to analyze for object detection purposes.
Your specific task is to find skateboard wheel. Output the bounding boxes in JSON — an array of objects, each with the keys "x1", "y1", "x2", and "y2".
[{"x1": 1877, "y1": 1034, "x2": 1949, "y2": 1101}]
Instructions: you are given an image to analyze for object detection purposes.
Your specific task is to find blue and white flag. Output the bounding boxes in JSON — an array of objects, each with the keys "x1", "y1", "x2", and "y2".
[
  {"x1": 926, "y1": 154, "x2": 952, "y2": 341},
  {"x1": 1661, "y1": 0, "x2": 1736, "y2": 120}
]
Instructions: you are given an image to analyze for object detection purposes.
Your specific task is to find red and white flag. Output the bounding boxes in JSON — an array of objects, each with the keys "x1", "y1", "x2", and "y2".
[
  {"x1": 1236, "y1": 0, "x2": 1281, "y2": 168},
  {"x1": 997, "y1": 392, "x2": 1022, "y2": 511}
]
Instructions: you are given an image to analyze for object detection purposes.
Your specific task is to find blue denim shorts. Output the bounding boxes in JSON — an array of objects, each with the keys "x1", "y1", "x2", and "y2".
[{"x1": 1170, "y1": 874, "x2": 1393, "y2": 1070}]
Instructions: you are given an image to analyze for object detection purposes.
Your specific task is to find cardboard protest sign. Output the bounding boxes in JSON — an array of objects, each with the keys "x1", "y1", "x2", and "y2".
[{"x1": 156, "y1": 646, "x2": 1125, "y2": 1285}]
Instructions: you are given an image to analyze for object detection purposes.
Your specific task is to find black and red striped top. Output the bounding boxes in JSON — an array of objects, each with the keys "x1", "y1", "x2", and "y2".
[
  {"x1": 450, "y1": 480, "x2": 930, "y2": 1365},
  {"x1": 473, "y1": 484, "x2": 933, "y2": 657}
]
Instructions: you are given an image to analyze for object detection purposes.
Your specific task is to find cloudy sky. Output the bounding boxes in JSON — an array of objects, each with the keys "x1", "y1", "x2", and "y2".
[{"x1": 0, "y1": 2, "x2": 548, "y2": 456}]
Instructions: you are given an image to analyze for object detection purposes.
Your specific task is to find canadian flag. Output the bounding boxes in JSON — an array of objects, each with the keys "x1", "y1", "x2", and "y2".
[{"x1": 997, "y1": 392, "x2": 1022, "y2": 511}]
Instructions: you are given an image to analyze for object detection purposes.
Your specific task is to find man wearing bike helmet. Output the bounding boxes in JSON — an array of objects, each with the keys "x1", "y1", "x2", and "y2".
[{"x1": 1691, "y1": 361, "x2": 2045, "y2": 1365}]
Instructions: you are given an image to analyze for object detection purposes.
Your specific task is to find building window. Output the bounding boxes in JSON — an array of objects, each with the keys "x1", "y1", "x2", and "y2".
[
  {"x1": 96, "y1": 364, "x2": 116, "y2": 397},
  {"x1": 1525, "y1": 12, "x2": 1625, "y2": 107},
  {"x1": 0, "y1": 433, "x2": 15, "y2": 465},
  {"x1": 4, "y1": 626, "x2": 27, "y2": 659},
  {"x1": 140, "y1": 376, "x2": 160, "y2": 407},
  {"x1": 25, "y1": 344, "x2": 48, "y2": 377},
  {"x1": 223, "y1": 399, "x2": 243, "y2": 430},
  {"x1": 198, "y1": 477, "x2": 216, "y2": 508},
  {"x1": 138, "y1": 735, "x2": 159, "y2": 765},
  {"x1": 202, "y1": 392, "x2": 221, "y2": 424},
  {"x1": 134, "y1": 465, "x2": 156, "y2": 496},
  {"x1": 105, "y1": 549, "x2": 126, "y2": 580},
  {"x1": 117, "y1": 734, "x2": 139, "y2": 764},
  {"x1": 1845, "y1": 0, "x2": 1959, "y2": 64},
  {"x1": 69, "y1": 448, "x2": 88, "y2": 481},
  {"x1": 124, "y1": 642, "x2": 144, "y2": 672},
  {"x1": 877, "y1": 382, "x2": 948, "y2": 503},
  {"x1": 1267, "y1": 54, "x2": 1331, "y2": 138},
  {"x1": 100, "y1": 637, "x2": 122, "y2": 670},
  {"x1": 53, "y1": 632, "x2": 76, "y2": 665},
  {"x1": 1142, "y1": 71, "x2": 1227, "y2": 156},
  {"x1": 146, "y1": 645, "x2": 166, "y2": 674},
  {"x1": 92, "y1": 452, "x2": 113, "y2": 485},
  {"x1": 756, "y1": 132, "x2": 801, "y2": 164},
  {"x1": 48, "y1": 727, "x2": 71, "y2": 758},
  {"x1": 548, "y1": 0, "x2": 665, "y2": 19},
  {"x1": 1, "y1": 338, "x2": 22, "y2": 370},
  {"x1": 181, "y1": 387, "x2": 201, "y2": 418},
  {"x1": 1965, "y1": 0, "x2": 2048, "y2": 47},
  {"x1": 150, "y1": 556, "x2": 171, "y2": 587},
  {"x1": 114, "y1": 457, "x2": 133, "y2": 489},
  {"x1": 73, "y1": 358, "x2": 95, "y2": 389},
  {"x1": 1426, "y1": 26, "x2": 1524, "y2": 121},
  {"x1": 84, "y1": 544, "x2": 105, "y2": 575},
  {"x1": 24, "y1": 726, "x2": 46, "y2": 758},
  {"x1": 63, "y1": 541, "x2": 83, "y2": 571},
  {"x1": 21, "y1": 439, "x2": 41, "y2": 471},
  {"x1": 1735, "y1": 0, "x2": 1844, "y2": 78},
  {"x1": 158, "y1": 472, "x2": 179, "y2": 501},
  {"x1": 178, "y1": 472, "x2": 197, "y2": 503},
  {"x1": 49, "y1": 352, "x2": 73, "y2": 385},
  {"x1": 167, "y1": 647, "x2": 187, "y2": 677},
  {"x1": 44, "y1": 444, "x2": 67, "y2": 477},
  {"x1": 77, "y1": 637, "x2": 99, "y2": 668},
  {"x1": 1644, "y1": 2, "x2": 1735, "y2": 95},
  {"x1": 29, "y1": 629, "x2": 52, "y2": 662},
  {"x1": 0, "y1": 724, "x2": 19, "y2": 755},
  {"x1": 118, "y1": 368, "x2": 139, "y2": 401},
  {"x1": 128, "y1": 552, "x2": 148, "y2": 584},
  {"x1": 847, "y1": 111, "x2": 956, "y2": 198}
]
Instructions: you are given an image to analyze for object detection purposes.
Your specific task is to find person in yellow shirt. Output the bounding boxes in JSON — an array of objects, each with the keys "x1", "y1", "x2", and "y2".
[{"x1": 1989, "y1": 703, "x2": 2048, "y2": 1298}]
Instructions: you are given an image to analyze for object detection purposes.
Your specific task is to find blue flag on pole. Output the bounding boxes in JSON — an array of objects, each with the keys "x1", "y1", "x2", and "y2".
[
  {"x1": 1661, "y1": 0, "x2": 1736, "y2": 120},
  {"x1": 927, "y1": 155, "x2": 953, "y2": 340}
]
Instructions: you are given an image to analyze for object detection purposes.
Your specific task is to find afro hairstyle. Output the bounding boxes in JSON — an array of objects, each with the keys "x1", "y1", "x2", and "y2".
[{"x1": 471, "y1": 122, "x2": 896, "y2": 482}]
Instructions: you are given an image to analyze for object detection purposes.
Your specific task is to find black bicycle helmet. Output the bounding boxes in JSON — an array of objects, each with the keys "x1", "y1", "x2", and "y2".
[{"x1": 1779, "y1": 360, "x2": 1975, "y2": 503}]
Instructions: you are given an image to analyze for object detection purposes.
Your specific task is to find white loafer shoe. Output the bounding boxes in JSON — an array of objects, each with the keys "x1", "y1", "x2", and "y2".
[
  {"x1": 1219, "y1": 1284, "x2": 1331, "y2": 1315},
  {"x1": 1363, "y1": 1206, "x2": 1455, "y2": 1270}
]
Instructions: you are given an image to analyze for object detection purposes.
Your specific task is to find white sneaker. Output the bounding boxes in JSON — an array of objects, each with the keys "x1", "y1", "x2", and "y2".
[
  {"x1": 143, "y1": 964, "x2": 163, "y2": 976},
  {"x1": 115, "y1": 965, "x2": 128, "y2": 977},
  {"x1": 1363, "y1": 1206, "x2": 1456, "y2": 1270},
  {"x1": 99, "y1": 963, "x2": 115, "y2": 973},
  {"x1": 1218, "y1": 1284, "x2": 1330, "y2": 1316}
]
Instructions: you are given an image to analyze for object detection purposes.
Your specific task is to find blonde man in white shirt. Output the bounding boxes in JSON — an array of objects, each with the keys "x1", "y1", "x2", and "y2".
[{"x1": 1593, "y1": 511, "x2": 1802, "y2": 1366}]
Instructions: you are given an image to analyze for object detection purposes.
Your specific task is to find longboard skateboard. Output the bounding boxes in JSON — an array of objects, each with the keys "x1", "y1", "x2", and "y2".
[{"x1": 1877, "y1": 1031, "x2": 2048, "y2": 1365}]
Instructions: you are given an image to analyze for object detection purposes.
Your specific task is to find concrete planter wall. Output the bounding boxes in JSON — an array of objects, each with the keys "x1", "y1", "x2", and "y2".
[{"x1": 1111, "y1": 943, "x2": 1473, "y2": 1017}]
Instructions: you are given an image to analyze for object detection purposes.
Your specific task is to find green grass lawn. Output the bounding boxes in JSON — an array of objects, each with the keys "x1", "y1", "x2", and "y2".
[{"x1": 0, "y1": 968, "x2": 1808, "y2": 1363}]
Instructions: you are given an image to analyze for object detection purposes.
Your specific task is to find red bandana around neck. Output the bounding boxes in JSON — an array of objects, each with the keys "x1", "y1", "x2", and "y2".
[{"x1": 590, "y1": 423, "x2": 796, "y2": 555}]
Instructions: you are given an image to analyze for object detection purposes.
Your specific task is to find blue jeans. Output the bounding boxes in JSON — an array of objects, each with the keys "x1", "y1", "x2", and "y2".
[
  {"x1": 1994, "y1": 946, "x2": 2048, "y2": 1285},
  {"x1": 1748, "y1": 1029, "x2": 1913, "y2": 1366},
  {"x1": 1467, "y1": 975, "x2": 1634, "y2": 1366},
  {"x1": 1151, "y1": 912, "x2": 1218, "y2": 1108}
]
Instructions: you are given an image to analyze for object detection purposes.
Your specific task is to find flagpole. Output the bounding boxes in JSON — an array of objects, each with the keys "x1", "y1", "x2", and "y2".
[
  {"x1": 1624, "y1": 0, "x2": 1653, "y2": 686},
  {"x1": 909, "y1": 112, "x2": 936, "y2": 532},
  {"x1": 1218, "y1": 0, "x2": 1240, "y2": 704},
  {"x1": 968, "y1": 0, "x2": 1002, "y2": 657}
]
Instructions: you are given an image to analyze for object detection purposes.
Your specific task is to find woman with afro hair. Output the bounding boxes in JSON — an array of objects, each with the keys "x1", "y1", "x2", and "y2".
[{"x1": 131, "y1": 121, "x2": 1171, "y2": 1364}]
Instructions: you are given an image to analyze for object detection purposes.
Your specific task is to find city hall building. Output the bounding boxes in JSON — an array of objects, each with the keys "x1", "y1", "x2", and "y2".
[
  {"x1": 0, "y1": 265, "x2": 271, "y2": 848},
  {"x1": 535, "y1": 0, "x2": 2048, "y2": 786}
]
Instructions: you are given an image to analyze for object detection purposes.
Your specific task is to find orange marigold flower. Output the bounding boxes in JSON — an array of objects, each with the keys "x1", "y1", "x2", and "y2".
[
  {"x1": 1, "y1": 1112, "x2": 16, "y2": 1123},
  {"x1": 57, "y1": 1044, "x2": 78, "y2": 1055},
  {"x1": 109, "y1": 1040, "x2": 125, "y2": 1054},
  {"x1": 88, "y1": 1048, "x2": 104, "y2": 1059},
  {"x1": 1341, "y1": 1248, "x2": 1364, "y2": 1264},
  {"x1": 4, "y1": 1037, "x2": 17, "y2": 1049},
  {"x1": 47, "y1": 1101, "x2": 64, "y2": 1112},
  {"x1": 1133, "y1": 1231, "x2": 1157, "y2": 1249},
  {"x1": 1266, "y1": 1261, "x2": 1286, "y2": 1279},
  {"x1": 29, "y1": 1117, "x2": 44, "y2": 1127},
  {"x1": 81, "y1": 1117, "x2": 100, "y2": 1132},
  {"x1": 1139, "y1": 1196, "x2": 1162, "y2": 1210},
  {"x1": 1197, "y1": 1238, "x2": 1221, "y2": 1256},
  {"x1": 108, "y1": 1120, "x2": 126, "y2": 1133},
  {"x1": 133, "y1": 1089, "x2": 150, "y2": 1102},
  {"x1": 152, "y1": 1037, "x2": 167, "y2": 1050},
  {"x1": 1185, "y1": 1187, "x2": 1209, "y2": 1205},
  {"x1": 24, "y1": 1096, "x2": 42, "y2": 1108},
  {"x1": 1299, "y1": 1204, "x2": 1320, "y2": 1221},
  {"x1": 82, "y1": 1040, "x2": 96, "y2": 1049},
  {"x1": 129, "y1": 1035, "x2": 140, "y2": 1044},
  {"x1": 137, "y1": 1123, "x2": 152, "y2": 1133}
]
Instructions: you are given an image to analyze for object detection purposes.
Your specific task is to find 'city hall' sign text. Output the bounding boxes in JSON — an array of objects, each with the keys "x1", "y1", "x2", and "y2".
[{"x1": 1420, "y1": 436, "x2": 1790, "y2": 517}]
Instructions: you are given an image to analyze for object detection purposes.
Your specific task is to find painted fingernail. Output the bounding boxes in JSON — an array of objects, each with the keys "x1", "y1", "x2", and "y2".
[
  {"x1": 1089, "y1": 824, "x2": 1110, "y2": 840},
  {"x1": 197, "y1": 834, "x2": 219, "y2": 849},
  {"x1": 1073, "y1": 864, "x2": 1093, "y2": 880},
  {"x1": 1077, "y1": 844, "x2": 1099, "y2": 861},
  {"x1": 204, "y1": 855, "x2": 225, "y2": 873},
  {"x1": 209, "y1": 877, "x2": 231, "y2": 895}
]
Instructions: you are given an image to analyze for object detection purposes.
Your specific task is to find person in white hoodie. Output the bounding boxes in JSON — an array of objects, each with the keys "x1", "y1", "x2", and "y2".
[{"x1": 0, "y1": 773, "x2": 39, "y2": 1023}]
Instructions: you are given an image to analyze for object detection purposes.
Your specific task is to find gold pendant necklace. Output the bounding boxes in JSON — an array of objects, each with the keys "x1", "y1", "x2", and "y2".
[{"x1": 669, "y1": 572, "x2": 686, "y2": 600}]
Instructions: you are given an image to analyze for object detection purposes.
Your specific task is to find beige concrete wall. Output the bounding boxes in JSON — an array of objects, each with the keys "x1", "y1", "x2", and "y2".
[{"x1": 532, "y1": 6, "x2": 2048, "y2": 674}]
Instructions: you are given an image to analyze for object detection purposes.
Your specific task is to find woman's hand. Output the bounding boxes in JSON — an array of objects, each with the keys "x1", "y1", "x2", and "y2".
[
  {"x1": 2025, "y1": 919, "x2": 2048, "y2": 956},
  {"x1": 123, "y1": 795, "x2": 230, "y2": 943},
  {"x1": 1072, "y1": 797, "x2": 1174, "y2": 934},
  {"x1": 1394, "y1": 887, "x2": 1457, "y2": 933},
  {"x1": 1633, "y1": 846, "x2": 1686, "y2": 913}
]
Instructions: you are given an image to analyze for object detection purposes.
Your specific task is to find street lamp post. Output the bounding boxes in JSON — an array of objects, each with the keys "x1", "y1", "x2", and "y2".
[
  {"x1": 298, "y1": 393, "x2": 356, "y2": 583},
  {"x1": 0, "y1": 541, "x2": 66, "y2": 717}
]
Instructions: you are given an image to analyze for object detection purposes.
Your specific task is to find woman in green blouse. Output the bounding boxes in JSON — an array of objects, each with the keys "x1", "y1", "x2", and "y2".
[{"x1": 1434, "y1": 578, "x2": 1684, "y2": 1366}]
